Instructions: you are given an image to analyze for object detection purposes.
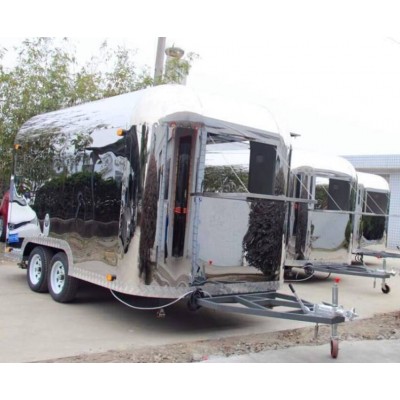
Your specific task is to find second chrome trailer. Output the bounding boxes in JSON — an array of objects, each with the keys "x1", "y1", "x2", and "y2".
[
  {"x1": 351, "y1": 172, "x2": 397, "y2": 292},
  {"x1": 8, "y1": 85, "x2": 355, "y2": 358},
  {"x1": 286, "y1": 149, "x2": 394, "y2": 292}
]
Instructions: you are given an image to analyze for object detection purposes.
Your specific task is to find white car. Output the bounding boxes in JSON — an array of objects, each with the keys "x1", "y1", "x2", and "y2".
[{"x1": 6, "y1": 189, "x2": 41, "y2": 247}]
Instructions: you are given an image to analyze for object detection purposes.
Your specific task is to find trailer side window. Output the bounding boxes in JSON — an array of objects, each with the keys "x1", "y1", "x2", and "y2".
[
  {"x1": 248, "y1": 141, "x2": 276, "y2": 195},
  {"x1": 203, "y1": 134, "x2": 277, "y2": 195},
  {"x1": 328, "y1": 179, "x2": 350, "y2": 211},
  {"x1": 315, "y1": 176, "x2": 351, "y2": 211},
  {"x1": 366, "y1": 192, "x2": 389, "y2": 215},
  {"x1": 203, "y1": 135, "x2": 249, "y2": 193}
]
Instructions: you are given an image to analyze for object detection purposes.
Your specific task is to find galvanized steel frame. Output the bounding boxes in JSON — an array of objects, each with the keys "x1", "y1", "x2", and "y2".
[{"x1": 196, "y1": 291, "x2": 345, "y2": 325}]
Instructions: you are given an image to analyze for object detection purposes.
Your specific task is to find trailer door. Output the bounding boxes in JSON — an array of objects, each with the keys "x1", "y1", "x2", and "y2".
[{"x1": 172, "y1": 132, "x2": 193, "y2": 257}]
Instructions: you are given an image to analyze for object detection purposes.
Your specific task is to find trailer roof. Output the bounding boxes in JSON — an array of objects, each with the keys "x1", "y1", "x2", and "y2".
[
  {"x1": 17, "y1": 84, "x2": 289, "y2": 144},
  {"x1": 357, "y1": 171, "x2": 389, "y2": 192},
  {"x1": 291, "y1": 148, "x2": 357, "y2": 179}
]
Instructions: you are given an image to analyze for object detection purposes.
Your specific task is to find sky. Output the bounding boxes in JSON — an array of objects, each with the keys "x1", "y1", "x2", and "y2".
[{"x1": 2, "y1": 1, "x2": 400, "y2": 159}]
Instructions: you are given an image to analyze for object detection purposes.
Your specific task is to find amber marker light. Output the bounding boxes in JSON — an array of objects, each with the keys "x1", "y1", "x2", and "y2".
[
  {"x1": 106, "y1": 274, "x2": 116, "y2": 282},
  {"x1": 116, "y1": 129, "x2": 126, "y2": 137}
]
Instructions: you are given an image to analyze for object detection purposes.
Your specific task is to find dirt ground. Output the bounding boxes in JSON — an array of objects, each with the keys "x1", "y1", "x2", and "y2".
[{"x1": 45, "y1": 310, "x2": 400, "y2": 363}]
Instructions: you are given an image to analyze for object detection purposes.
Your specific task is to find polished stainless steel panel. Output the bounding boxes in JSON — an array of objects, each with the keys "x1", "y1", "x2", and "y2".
[
  {"x1": 353, "y1": 172, "x2": 390, "y2": 253},
  {"x1": 287, "y1": 151, "x2": 357, "y2": 266},
  {"x1": 14, "y1": 85, "x2": 291, "y2": 298}
]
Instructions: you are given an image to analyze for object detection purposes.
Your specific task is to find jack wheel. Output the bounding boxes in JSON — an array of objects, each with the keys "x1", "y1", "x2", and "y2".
[
  {"x1": 330, "y1": 339, "x2": 339, "y2": 359},
  {"x1": 381, "y1": 284, "x2": 391, "y2": 294}
]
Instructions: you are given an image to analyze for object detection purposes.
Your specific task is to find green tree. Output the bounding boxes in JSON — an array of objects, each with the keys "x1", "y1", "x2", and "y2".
[
  {"x1": 0, "y1": 38, "x2": 76, "y2": 195},
  {"x1": 1, "y1": 38, "x2": 198, "y2": 196},
  {"x1": 101, "y1": 42, "x2": 153, "y2": 96},
  {"x1": 158, "y1": 51, "x2": 199, "y2": 85},
  {"x1": 0, "y1": 47, "x2": 11, "y2": 194}
]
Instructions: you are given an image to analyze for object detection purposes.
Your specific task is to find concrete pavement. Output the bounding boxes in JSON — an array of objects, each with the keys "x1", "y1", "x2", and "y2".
[
  {"x1": 204, "y1": 339, "x2": 400, "y2": 363},
  {"x1": 1, "y1": 244, "x2": 400, "y2": 362}
]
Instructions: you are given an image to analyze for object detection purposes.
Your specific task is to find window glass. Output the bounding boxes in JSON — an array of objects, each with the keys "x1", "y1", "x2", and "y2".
[
  {"x1": 203, "y1": 134, "x2": 276, "y2": 194},
  {"x1": 315, "y1": 176, "x2": 351, "y2": 211}
]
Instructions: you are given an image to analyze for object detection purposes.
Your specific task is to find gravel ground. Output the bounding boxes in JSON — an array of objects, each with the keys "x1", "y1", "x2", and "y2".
[{"x1": 44, "y1": 310, "x2": 400, "y2": 363}]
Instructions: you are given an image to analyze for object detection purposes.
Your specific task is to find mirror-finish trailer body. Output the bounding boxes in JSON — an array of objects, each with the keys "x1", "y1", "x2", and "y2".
[
  {"x1": 9, "y1": 85, "x2": 358, "y2": 358},
  {"x1": 285, "y1": 151, "x2": 395, "y2": 294},
  {"x1": 353, "y1": 171, "x2": 390, "y2": 254},
  {"x1": 12, "y1": 84, "x2": 292, "y2": 299},
  {"x1": 286, "y1": 149, "x2": 358, "y2": 266}
]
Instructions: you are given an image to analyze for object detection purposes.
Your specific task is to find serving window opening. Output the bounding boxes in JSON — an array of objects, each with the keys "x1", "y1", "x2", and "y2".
[
  {"x1": 203, "y1": 133, "x2": 277, "y2": 195},
  {"x1": 197, "y1": 132, "x2": 284, "y2": 280},
  {"x1": 365, "y1": 191, "x2": 389, "y2": 215},
  {"x1": 361, "y1": 190, "x2": 389, "y2": 242},
  {"x1": 315, "y1": 176, "x2": 352, "y2": 211}
]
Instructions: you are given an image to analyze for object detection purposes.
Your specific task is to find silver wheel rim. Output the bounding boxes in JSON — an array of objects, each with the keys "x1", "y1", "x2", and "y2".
[
  {"x1": 51, "y1": 261, "x2": 65, "y2": 294},
  {"x1": 29, "y1": 254, "x2": 43, "y2": 285}
]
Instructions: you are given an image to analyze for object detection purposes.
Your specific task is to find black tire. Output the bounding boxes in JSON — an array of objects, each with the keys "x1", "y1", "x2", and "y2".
[
  {"x1": 27, "y1": 246, "x2": 53, "y2": 293},
  {"x1": 382, "y1": 284, "x2": 391, "y2": 294},
  {"x1": 48, "y1": 252, "x2": 79, "y2": 303},
  {"x1": 0, "y1": 215, "x2": 5, "y2": 242}
]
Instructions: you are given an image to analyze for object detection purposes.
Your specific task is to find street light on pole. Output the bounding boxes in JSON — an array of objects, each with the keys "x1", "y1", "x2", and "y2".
[
  {"x1": 154, "y1": 38, "x2": 188, "y2": 85},
  {"x1": 165, "y1": 45, "x2": 186, "y2": 85},
  {"x1": 165, "y1": 46, "x2": 184, "y2": 59}
]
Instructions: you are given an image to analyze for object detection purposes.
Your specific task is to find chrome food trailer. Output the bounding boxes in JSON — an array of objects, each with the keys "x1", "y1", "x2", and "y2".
[
  {"x1": 353, "y1": 171, "x2": 390, "y2": 257},
  {"x1": 286, "y1": 149, "x2": 394, "y2": 292},
  {"x1": 287, "y1": 149, "x2": 358, "y2": 265},
  {"x1": 6, "y1": 85, "x2": 355, "y2": 357},
  {"x1": 352, "y1": 172, "x2": 398, "y2": 288}
]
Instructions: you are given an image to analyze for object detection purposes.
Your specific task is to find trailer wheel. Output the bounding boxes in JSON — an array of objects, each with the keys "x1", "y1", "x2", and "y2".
[
  {"x1": 187, "y1": 289, "x2": 204, "y2": 312},
  {"x1": 48, "y1": 252, "x2": 79, "y2": 303},
  {"x1": 304, "y1": 264, "x2": 314, "y2": 277},
  {"x1": 0, "y1": 215, "x2": 5, "y2": 242},
  {"x1": 381, "y1": 284, "x2": 391, "y2": 294},
  {"x1": 354, "y1": 254, "x2": 363, "y2": 264},
  {"x1": 330, "y1": 339, "x2": 339, "y2": 359},
  {"x1": 27, "y1": 246, "x2": 53, "y2": 293}
]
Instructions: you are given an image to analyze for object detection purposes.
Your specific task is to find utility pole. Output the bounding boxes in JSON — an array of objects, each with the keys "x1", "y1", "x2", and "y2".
[{"x1": 154, "y1": 37, "x2": 166, "y2": 85}]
